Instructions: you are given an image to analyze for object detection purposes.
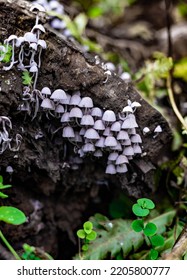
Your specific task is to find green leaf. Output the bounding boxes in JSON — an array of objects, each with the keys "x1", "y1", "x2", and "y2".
[
  {"x1": 0, "y1": 175, "x2": 3, "y2": 183},
  {"x1": 83, "y1": 221, "x2": 93, "y2": 234},
  {"x1": 0, "y1": 191, "x2": 8, "y2": 199},
  {"x1": 87, "y1": 7, "x2": 103, "y2": 18},
  {"x1": 0, "y1": 184, "x2": 12, "y2": 190},
  {"x1": 150, "y1": 235, "x2": 165, "y2": 247},
  {"x1": 77, "y1": 229, "x2": 86, "y2": 239},
  {"x1": 150, "y1": 249, "x2": 159, "y2": 260},
  {"x1": 0, "y1": 44, "x2": 12, "y2": 63},
  {"x1": 22, "y1": 70, "x2": 33, "y2": 86},
  {"x1": 74, "y1": 210, "x2": 175, "y2": 260},
  {"x1": 82, "y1": 244, "x2": 89, "y2": 251},
  {"x1": 174, "y1": 57, "x2": 187, "y2": 82},
  {"x1": 132, "y1": 204, "x2": 149, "y2": 217},
  {"x1": 137, "y1": 198, "x2": 155, "y2": 209},
  {"x1": 0, "y1": 206, "x2": 26, "y2": 225},
  {"x1": 74, "y1": 13, "x2": 88, "y2": 36},
  {"x1": 86, "y1": 230, "x2": 97, "y2": 241},
  {"x1": 143, "y1": 223, "x2": 157, "y2": 236},
  {"x1": 131, "y1": 219, "x2": 144, "y2": 232}
]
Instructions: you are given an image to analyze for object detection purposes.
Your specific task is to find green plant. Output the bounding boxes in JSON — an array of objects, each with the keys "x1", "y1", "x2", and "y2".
[
  {"x1": 74, "y1": 210, "x2": 175, "y2": 260},
  {"x1": 77, "y1": 221, "x2": 97, "y2": 258},
  {"x1": 0, "y1": 175, "x2": 26, "y2": 260},
  {"x1": 22, "y1": 70, "x2": 33, "y2": 86},
  {"x1": 21, "y1": 243, "x2": 53, "y2": 260},
  {"x1": 0, "y1": 44, "x2": 12, "y2": 63},
  {"x1": 131, "y1": 198, "x2": 165, "y2": 260}
]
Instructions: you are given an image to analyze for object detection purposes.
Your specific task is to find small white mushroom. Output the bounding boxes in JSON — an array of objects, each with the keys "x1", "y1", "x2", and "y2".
[
  {"x1": 153, "y1": 125, "x2": 162, "y2": 138},
  {"x1": 143, "y1": 127, "x2": 150, "y2": 135}
]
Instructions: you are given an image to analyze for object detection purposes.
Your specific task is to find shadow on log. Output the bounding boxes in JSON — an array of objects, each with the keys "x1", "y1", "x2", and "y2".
[{"x1": 0, "y1": 0, "x2": 172, "y2": 258}]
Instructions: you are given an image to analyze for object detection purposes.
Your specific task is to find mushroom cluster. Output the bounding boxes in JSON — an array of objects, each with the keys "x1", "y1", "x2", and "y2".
[
  {"x1": 18, "y1": 86, "x2": 142, "y2": 174},
  {"x1": 0, "y1": 116, "x2": 22, "y2": 154},
  {"x1": 32, "y1": 0, "x2": 71, "y2": 37},
  {"x1": 1, "y1": 4, "x2": 47, "y2": 90}
]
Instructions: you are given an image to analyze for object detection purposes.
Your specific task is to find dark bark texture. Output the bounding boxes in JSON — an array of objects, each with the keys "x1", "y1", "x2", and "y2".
[{"x1": 0, "y1": 0, "x2": 172, "y2": 258}]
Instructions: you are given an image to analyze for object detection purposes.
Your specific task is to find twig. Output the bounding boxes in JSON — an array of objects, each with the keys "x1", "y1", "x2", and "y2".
[
  {"x1": 162, "y1": 224, "x2": 187, "y2": 260},
  {"x1": 167, "y1": 76, "x2": 187, "y2": 131}
]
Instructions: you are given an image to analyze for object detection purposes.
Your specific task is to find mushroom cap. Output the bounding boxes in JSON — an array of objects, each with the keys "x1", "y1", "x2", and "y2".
[
  {"x1": 154, "y1": 125, "x2": 162, "y2": 133},
  {"x1": 32, "y1": 24, "x2": 46, "y2": 33},
  {"x1": 94, "y1": 120, "x2": 105, "y2": 131},
  {"x1": 60, "y1": 112, "x2": 70, "y2": 123},
  {"x1": 79, "y1": 97, "x2": 93, "y2": 108},
  {"x1": 5, "y1": 35, "x2": 18, "y2": 42},
  {"x1": 41, "y1": 87, "x2": 51, "y2": 96},
  {"x1": 102, "y1": 110, "x2": 116, "y2": 122},
  {"x1": 95, "y1": 136, "x2": 105, "y2": 147},
  {"x1": 80, "y1": 115, "x2": 94, "y2": 126},
  {"x1": 78, "y1": 148, "x2": 85, "y2": 158},
  {"x1": 121, "y1": 114, "x2": 138, "y2": 129},
  {"x1": 116, "y1": 154, "x2": 129, "y2": 165},
  {"x1": 69, "y1": 94, "x2": 81, "y2": 106},
  {"x1": 29, "y1": 65, "x2": 38, "y2": 72},
  {"x1": 110, "y1": 141, "x2": 122, "y2": 151},
  {"x1": 62, "y1": 126, "x2": 75, "y2": 138},
  {"x1": 73, "y1": 132, "x2": 83, "y2": 143},
  {"x1": 79, "y1": 127, "x2": 86, "y2": 136},
  {"x1": 94, "y1": 150, "x2": 103, "y2": 157},
  {"x1": 117, "y1": 130, "x2": 129, "y2": 140},
  {"x1": 40, "y1": 98, "x2": 55, "y2": 110},
  {"x1": 103, "y1": 127, "x2": 112, "y2": 136},
  {"x1": 91, "y1": 107, "x2": 103, "y2": 118},
  {"x1": 51, "y1": 18, "x2": 66, "y2": 29},
  {"x1": 24, "y1": 32, "x2": 37, "y2": 43},
  {"x1": 111, "y1": 121, "x2": 121, "y2": 132},
  {"x1": 133, "y1": 144, "x2": 142, "y2": 154},
  {"x1": 122, "y1": 106, "x2": 133, "y2": 113},
  {"x1": 131, "y1": 101, "x2": 141, "y2": 108},
  {"x1": 116, "y1": 164, "x2": 128, "y2": 173},
  {"x1": 84, "y1": 128, "x2": 100, "y2": 140},
  {"x1": 30, "y1": 42, "x2": 37, "y2": 50},
  {"x1": 38, "y1": 39, "x2": 47, "y2": 49},
  {"x1": 55, "y1": 104, "x2": 65, "y2": 113},
  {"x1": 15, "y1": 36, "x2": 25, "y2": 47},
  {"x1": 122, "y1": 146, "x2": 134, "y2": 156},
  {"x1": 104, "y1": 136, "x2": 118, "y2": 147},
  {"x1": 128, "y1": 128, "x2": 137, "y2": 135},
  {"x1": 82, "y1": 143, "x2": 95, "y2": 153},
  {"x1": 121, "y1": 139, "x2": 131, "y2": 146},
  {"x1": 143, "y1": 127, "x2": 150, "y2": 134},
  {"x1": 108, "y1": 152, "x2": 119, "y2": 161},
  {"x1": 59, "y1": 93, "x2": 71, "y2": 105},
  {"x1": 51, "y1": 89, "x2": 67, "y2": 100},
  {"x1": 30, "y1": 3, "x2": 46, "y2": 12},
  {"x1": 6, "y1": 165, "x2": 14, "y2": 173},
  {"x1": 105, "y1": 164, "x2": 116, "y2": 174},
  {"x1": 69, "y1": 107, "x2": 83, "y2": 119},
  {"x1": 131, "y1": 134, "x2": 142, "y2": 144}
]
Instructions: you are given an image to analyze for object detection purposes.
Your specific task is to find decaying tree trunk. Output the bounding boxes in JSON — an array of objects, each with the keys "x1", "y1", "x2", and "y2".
[{"x1": 0, "y1": 0, "x2": 172, "y2": 258}]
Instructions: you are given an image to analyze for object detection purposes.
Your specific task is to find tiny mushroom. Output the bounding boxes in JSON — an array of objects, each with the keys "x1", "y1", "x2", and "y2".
[
  {"x1": 84, "y1": 128, "x2": 100, "y2": 140},
  {"x1": 63, "y1": 126, "x2": 75, "y2": 138},
  {"x1": 94, "y1": 120, "x2": 105, "y2": 131},
  {"x1": 50, "y1": 89, "x2": 67, "y2": 101},
  {"x1": 102, "y1": 110, "x2": 116, "y2": 123},
  {"x1": 153, "y1": 125, "x2": 162, "y2": 138},
  {"x1": 143, "y1": 127, "x2": 150, "y2": 135},
  {"x1": 80, "y1": 115, "x2": 94, "y2": 126},
  {"x1": 104, "y1": 136, "x2": 118, "y2": 147},
  {"x1": 105, "y1": 164, "x2": 116, "y2": 174}
]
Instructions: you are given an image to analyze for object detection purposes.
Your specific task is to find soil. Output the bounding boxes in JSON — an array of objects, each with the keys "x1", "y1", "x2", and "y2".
[{"x1": 0, "y1": 0, "x2": 174, "y2": 259}]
